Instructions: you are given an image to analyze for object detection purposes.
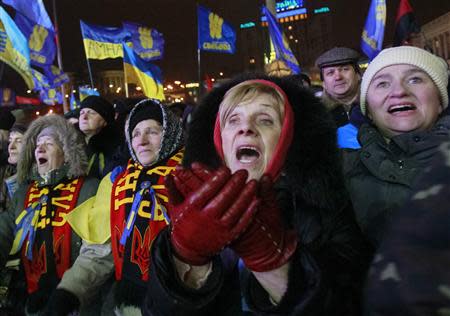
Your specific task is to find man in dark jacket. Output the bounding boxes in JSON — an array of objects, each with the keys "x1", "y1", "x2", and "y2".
[
  {"x1": 316, "y1": 47, "x2": 368, "y2": 149},
  {"x1": 142, "y1": 75, "x2": 372, "y2": 315},
  {"x1": 79, "y1": 95, "x2": 121, "y2": 179},
  {"x1": 343, "y1": 46, "x2": 450, "y2": 248}
]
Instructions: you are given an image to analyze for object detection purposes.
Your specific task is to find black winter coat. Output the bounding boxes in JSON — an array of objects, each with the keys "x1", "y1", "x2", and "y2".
[{"x1": 143, "y1": 74, "x2": 373, "y2": 315}]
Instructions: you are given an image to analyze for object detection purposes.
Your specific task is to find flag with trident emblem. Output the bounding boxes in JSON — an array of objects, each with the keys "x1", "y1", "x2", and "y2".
[
  {"x1": 197, "y1": 5, "x2": 236, "y2": 54},
  {"x1": 123, "y1": 21, "x2": 164, "y2": 61}
]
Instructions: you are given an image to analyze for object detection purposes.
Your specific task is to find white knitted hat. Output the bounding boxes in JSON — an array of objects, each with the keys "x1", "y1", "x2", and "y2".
[{"x1": 360, "y1": 46, "x2": 449, "y2": 115}]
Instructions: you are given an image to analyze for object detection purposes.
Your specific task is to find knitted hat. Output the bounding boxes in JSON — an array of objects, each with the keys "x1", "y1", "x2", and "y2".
[
  {"x1": 360, "y1": 46, "x2": 449, "y2": 115},
  {"x1": 10, "y1": 123, "x2": 27, "y2": 135},
  {"x1": 129, "y1": 100, "x2": 164, "y2": 135},
  {"x1": 315, "y1": 47, "x2": 361, "y2": 69},
  {"x1": 0, "y1": 110, "x2": 15, "y2": 130},
  {"x1": 80, "y1": 95, "x2": 115, "y2": 125}
]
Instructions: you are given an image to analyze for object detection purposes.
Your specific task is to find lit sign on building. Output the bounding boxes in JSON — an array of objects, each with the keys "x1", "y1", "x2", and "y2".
[
  {"x1": 314, "y1": 7, "x2": 330, "y2": 14},
  {"x1": 240, "y1": 22, "x2": 256, "y2": 29},
  {"x1": 261, "y1": 8, "x2": 307, "y2": 22},
  {"x1": 276, "y1": 0, "x2": 303, "y2": 12}
]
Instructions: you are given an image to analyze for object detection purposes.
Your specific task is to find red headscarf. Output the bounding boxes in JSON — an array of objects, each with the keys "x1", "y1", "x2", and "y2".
[{"x1": 213, "y1": 79, "x2": 295, "y2": 180}]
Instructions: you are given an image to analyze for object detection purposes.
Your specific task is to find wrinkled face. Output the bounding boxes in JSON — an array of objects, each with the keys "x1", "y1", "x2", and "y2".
[
  {"x1": 78, "y1": 108, "x2": 107, "y2": 137},
  {"x1": 322, "y1": 64, "x2": 360, "y2": 100},
  {"x1": 131, "y1": 119, "x2": 163, "y2": 167},
  {"x1": 7, "y1": 131, "x2": 24, "y2": 165},
  {"x1": 367, "y1": 64, "x2": 442, "y2": 138},
  {"x1": 35, "y1": 135, "x2": 65, "y2": 176},
  {"x1": 221, "y1": 93, "x2": 283, "y2": 180}
]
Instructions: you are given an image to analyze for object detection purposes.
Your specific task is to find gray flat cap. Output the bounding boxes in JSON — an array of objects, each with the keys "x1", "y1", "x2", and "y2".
[{"x1": 315, "y1": 47, "x2": 361, "y2": 68}]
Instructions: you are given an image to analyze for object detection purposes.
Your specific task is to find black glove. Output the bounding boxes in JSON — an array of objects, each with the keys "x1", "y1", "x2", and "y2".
[{"x1": 45, "y1": 289, "x2": 80, "y2": 316}]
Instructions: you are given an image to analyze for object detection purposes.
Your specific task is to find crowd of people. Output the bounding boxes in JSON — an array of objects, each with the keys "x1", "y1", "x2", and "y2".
[{"x1": 0, "y1": 44, "x2": 448, "y2": 316}]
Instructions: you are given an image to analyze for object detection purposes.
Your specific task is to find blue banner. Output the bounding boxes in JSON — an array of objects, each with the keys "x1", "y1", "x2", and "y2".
[
  {"x1": 123, "y1": 21, "x2": 164, "y2": 61},
  {"x1": 0, "y1": 6, "x2": 34, "y2": 89},
  {"x1": 262, "y1": 6, "x2": 300, "y2": 74},
  {"x1": 2, "y1": 0, "x2": 54, "y2": 31},
  {"x1": 39, "y1": 86, "x2": 62, "y2": 105},
  {"x1": 31, "y1": 68, "x2": 50, "y2": 92},
  {"x1": 123, "y1": 44, "x2": 164, "y2": 100},
  {"x1": 361, "y1": 0, "x2": 386, "y2": 61},
  {"x1": 43, "y1": 65, "x2": 69, "y2": 87},
  {"x1": 14, "y1": 12, "x2": 55, "y2": 67},
  {"x1": 198, "y1": 5, "x2": 236, "y2": 54},
  {"x1": 80, "y1": 20, "x2": 129, "y2": 60}
]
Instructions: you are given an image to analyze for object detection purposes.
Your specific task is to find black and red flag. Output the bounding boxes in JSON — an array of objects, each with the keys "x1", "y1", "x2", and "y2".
[{"x1": 393, "y1": 0, "x2": 421, "y2": 46}]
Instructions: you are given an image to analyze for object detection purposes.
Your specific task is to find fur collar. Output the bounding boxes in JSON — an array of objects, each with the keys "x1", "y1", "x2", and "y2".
[
  {"x1": 184, "y1": 74, "x2": 348, "y2": 211},
  {"x1": 17, "y1": 115, "x2": 88, "y2": 184}
]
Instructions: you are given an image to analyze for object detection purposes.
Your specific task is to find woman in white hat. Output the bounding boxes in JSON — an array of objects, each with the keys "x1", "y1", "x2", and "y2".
[{"x1": 343, "y1": 46, "x2": 450, "y2": 248}]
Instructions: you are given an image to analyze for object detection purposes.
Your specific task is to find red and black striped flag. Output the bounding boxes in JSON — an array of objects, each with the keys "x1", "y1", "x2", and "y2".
[{"x1": 393, "y1": 0, "x2": 420, "y2": 46}]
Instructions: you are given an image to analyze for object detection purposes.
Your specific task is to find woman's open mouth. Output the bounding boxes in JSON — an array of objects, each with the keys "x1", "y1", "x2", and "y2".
[{"x1": 236, "y1": 146, "x2": 260, "y2": 164}]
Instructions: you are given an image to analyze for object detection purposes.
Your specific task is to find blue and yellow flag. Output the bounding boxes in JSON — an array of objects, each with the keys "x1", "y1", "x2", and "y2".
[
  {"x1": 80, "y1": 20, "x2": 129, "y2": 60},
  {"x1": 262, "y1": 6, "x2": 300, "y2": 74},
  {"x1": 0, "y1": 7, "x2": 34, "y2": 89},
  {"x1": 79, "y1": 85, "x2": 99, "y2": 101},
  {"x1": 43, "y1": 65, "x2": 69, "y2": 87},
  {"x1": 14, "y1": 12, "x2": 56, "y2": 67},
  {"x1": 361, "y1": 0, "x2": 386, "y2": 61},
  {"x1": 197, "y1": 5, "x2": 236, "y2": 54},
  {"x1": 31, "y1": 68, "x2": 50, "y2": 92},
  {"x1": 123, "y1": 44, "x2": 164, "y2": 100},
  {"x1": 123, "y1": 21, "x2": 164, "y2": 61},
  {"x1": 69, "y1": 91, "x2": 79, "y2": 110},
  {"x1": 39, "y1": 86, "x2": 62, "y2": 105},
  {"x1": 2, "y1": 0, "x2": 54, "y2": 31}
]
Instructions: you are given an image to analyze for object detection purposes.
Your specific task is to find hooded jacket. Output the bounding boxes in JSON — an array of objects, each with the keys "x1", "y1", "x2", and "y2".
[
  {"x1": 61, "y1": 99, "x2": 184, "y2": 315},
  {"x1": 143, "y1": 74, "x2": 372, "y2": 316},
  {"x1": 0, "y1": 114, "x2": 99, "y2": 314}
]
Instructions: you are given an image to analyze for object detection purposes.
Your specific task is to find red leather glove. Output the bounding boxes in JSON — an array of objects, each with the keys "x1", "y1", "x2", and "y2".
[
  {"x1": 166, "y1": 166, "x2": 259, "y2": 265},
  {"x1": 230, "y1": 175, "x2": 298, "y2": 272}
]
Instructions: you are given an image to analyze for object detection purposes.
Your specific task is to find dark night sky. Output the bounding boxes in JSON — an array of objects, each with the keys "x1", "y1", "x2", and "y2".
[{"x1": 3, "y1": 0, "x2": 450, "y2": 90}]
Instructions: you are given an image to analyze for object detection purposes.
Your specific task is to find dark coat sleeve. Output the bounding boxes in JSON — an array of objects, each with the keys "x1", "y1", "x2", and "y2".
[{"x1": 142, "y1": 228, "x2": 243, "y2": 316}]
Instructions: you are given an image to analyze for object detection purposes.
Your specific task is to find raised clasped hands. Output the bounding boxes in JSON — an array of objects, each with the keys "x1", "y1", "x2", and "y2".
[{"x1": 165, "y1": 163, "x2": 259, "y2": 266}]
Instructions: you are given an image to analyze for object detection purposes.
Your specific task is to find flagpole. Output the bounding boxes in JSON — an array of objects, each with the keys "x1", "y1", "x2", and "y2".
[
  {"x1": 52, "y1": 0, "x2": 69, "y2": 113},
  {"x1": 196, "y1": 3, "x2": 202, "y2": 99},
  {"x1": 123, "y1": 60, "x2": 129, "y2": 98}
]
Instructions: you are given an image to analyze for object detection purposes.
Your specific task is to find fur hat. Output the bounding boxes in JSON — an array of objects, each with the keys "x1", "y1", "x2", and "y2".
[
  {"x1": 360, "y1": 46, "x2": 449, "y2": 115},
  {"x1": 80, "y1": 95, "x2": 115, "y2": 125}
]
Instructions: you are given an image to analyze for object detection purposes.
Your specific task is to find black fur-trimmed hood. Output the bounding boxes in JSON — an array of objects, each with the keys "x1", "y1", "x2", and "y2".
[
  {"x1": 17, "y1": 114, "x2": 88, "y2": 183},
  {"x1": 184, "y1": 73, "x2": 348, "y2": 211}
]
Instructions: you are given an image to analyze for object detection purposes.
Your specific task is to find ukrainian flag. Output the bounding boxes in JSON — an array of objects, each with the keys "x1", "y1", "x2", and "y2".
[
  {"x1": 79, "y1": 85, "x2": 99, "y2": 101},
  {"x1": 0, "y1": 6, "x2": 34, "y2": 89},
  {"x1": 123, "y1": 44, "x2": 164, "y2": 100},
  {"x1": 80, "y1": 20, "x2": 129, "y2": 60}
]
